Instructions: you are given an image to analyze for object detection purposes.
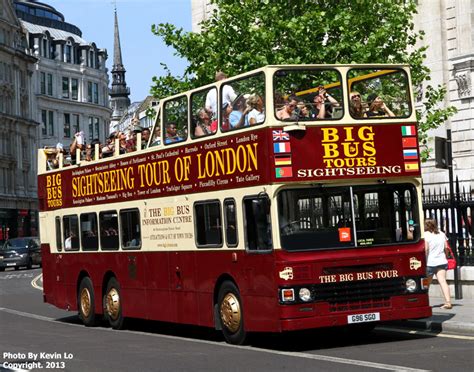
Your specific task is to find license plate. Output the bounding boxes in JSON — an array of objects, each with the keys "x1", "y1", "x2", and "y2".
[{"x1": 347, "y1": 312, "x2": 380, "y2": 324}]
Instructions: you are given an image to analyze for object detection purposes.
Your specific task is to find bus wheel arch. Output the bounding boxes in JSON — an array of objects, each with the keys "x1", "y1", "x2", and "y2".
[
  {"x1": 103, "y1": 276, "x2": 125, "y2": 330},
  {"x1": 78, "y1": 276, "x2": 98, "y2": 326},
  {"x1": 216, "y1": 278, "x2": 247, "y2": 345}
]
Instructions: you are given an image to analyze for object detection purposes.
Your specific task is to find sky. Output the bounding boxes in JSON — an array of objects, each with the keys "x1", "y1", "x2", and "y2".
[{"x1": 46, "y1": 0, "x2": 192, "y2": 103}]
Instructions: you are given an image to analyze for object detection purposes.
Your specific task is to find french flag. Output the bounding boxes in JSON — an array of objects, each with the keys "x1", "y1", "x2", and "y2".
[{"x1": 274, "y1": 142, "x2": 291, "y2": 153}]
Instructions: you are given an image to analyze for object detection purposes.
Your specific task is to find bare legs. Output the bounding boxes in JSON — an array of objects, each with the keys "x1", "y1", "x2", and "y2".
[{"x1": 435, "y1": 269, "x2": 452, "y2": 308}]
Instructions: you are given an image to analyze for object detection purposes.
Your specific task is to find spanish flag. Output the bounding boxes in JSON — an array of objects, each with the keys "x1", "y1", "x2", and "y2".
[{"x1": 404, "y1": 162, "x2": 419, "y2": 172}]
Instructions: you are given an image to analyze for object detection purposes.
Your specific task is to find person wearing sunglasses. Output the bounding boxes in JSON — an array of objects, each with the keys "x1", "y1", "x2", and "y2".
[
  {"x1": 310, "y1": 86, "x2": 339, "y2": 119},
  {"x1": 276, "y1": 95, "x2": 298, "y2": 120},
  {"x1": 349, "y1": 91, "x2": 365, "y2": 118}
]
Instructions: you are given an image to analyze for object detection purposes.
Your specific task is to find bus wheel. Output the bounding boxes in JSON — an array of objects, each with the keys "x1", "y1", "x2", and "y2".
[
  {"x1": 78, "y1": 277, "x2": 97, "y2": 326},
  {"x1": 218, "y1": 281, "x2": 247, "y2": 345},
  {"x1": 104, "y1": 277, "x2": 124, "y2": 330}
]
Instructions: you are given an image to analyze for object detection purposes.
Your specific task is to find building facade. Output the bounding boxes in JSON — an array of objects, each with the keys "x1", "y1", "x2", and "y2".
[
  {"x1": 413, "y1": 0, "x2": 473, "y2": 192},
  {"x1": 0, "y1": 0, "x2": 38, "y2": 240},
  {"x1": 13, "y1": 0, "x2": 111, "y2": 150}
]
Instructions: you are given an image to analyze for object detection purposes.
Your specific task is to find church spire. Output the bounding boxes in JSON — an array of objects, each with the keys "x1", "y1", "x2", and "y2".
[{"x1": 109, "y1": 6, "x2": 130, "y2": 126}]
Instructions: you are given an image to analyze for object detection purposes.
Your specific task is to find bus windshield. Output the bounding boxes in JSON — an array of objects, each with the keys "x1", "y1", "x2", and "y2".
[{"x1": 278, "y1": 183, "x2": 419, "y2": 251}]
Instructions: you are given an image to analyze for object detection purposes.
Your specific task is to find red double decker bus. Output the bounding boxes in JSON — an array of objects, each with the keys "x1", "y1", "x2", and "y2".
[{"x1": 38, "y1": 65, "x2": 431, "y2": 344}]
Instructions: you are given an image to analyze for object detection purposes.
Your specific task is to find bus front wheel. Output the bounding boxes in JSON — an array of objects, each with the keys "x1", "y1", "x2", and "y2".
[
  {"x1": 218, "y1": 281, "x2": 247, "y2": 345},
  {"x1": 78, "y1": 277, "x2": 97, "y2": 326},
  {"x1": 104, "y1": 277, "x2": 124, "y2": 330}
]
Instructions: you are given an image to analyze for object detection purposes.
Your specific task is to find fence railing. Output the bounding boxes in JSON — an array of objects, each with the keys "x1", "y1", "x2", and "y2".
[{"x1": 423, "y1": 179, "x2": 473, "y2": 267}]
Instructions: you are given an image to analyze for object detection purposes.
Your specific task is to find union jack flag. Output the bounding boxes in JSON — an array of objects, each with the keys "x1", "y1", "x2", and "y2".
[{"x1": 272, "y1": 130, "x2": 289, "y2": 141}]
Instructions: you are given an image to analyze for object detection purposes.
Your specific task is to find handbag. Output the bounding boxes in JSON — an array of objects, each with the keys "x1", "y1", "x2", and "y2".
[{"x1": 445, "y1": 242, "x2": 457, "y2": 270}]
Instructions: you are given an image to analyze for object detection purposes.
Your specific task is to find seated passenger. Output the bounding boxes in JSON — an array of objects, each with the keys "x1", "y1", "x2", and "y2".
[
  {"x1": 310, "y1": 86, "x2": 339, "y2": 119},
  {"x1": 297, "y1": 102, "x2": 311, "y2": 119},
  {"x1": 150, "y1": 126, "x2": 161, "y2": 147},
  {"x1": 194, "y1": 108, "x2": 217, "y2": 137},
  {"x1": 245, "y1": 94, "x2": 265, "y2": 126},
  {"x1": 349, "y1": 91, "x2": 365, "y2": 118},
  {"x1": 165, "y1": 122, "x2": 184, "y2": 144},
  {"x1": 276, "y1": 96, "x2": 298, "y2": 120},
  {"x1": 365, "y1": 93, "x2": 395, "y2": 117},
  {"x1": 228, "y1": 94, "x2": 250, "y2": 129}
]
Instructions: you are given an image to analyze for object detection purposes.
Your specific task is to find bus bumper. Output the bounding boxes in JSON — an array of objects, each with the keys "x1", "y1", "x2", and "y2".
[{"x1": 279, "y1": 295, "x2": 432, "y2": 331}]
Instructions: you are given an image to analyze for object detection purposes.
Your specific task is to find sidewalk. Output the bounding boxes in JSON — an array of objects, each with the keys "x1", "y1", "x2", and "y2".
[{"x1": 390, "y1": 294, "x2": 474, "y2": 336}]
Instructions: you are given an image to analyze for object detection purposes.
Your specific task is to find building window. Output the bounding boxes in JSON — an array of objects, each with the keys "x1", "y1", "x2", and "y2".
[
  {"x1": 71, "y1": 78, "x2": 78, "y2": 100},
  {"x1": 41, "y1": 110, "x2": 47, "y2": 135},
  {"x1": 47, "y1": 74, "x2": 53, "y2": 95},
  {"x1": 94, "y1": 117, "x2": 100, "y2": 139},
  {"x1": 93, "y1": 83, "x2": 99, "y2": 104},
  {"x1": 87, "y1": 81, "x2": 92, "y2": 103},
  {"x1": 40, "y1": 72, "x2": 46, "y2": 94},
  {"x1": 48, "y1": 111, "x2": 54, "y2": 136},
  {"x1": 42, "y1": 38, "x2": 48, "y2": 58},
  {"x1": 64, "y1": 113, "x2": 71, "y2": 138},
  {"x1": 65, "y1": 44, "x2": 72, "y2": 63},
  {"x1": 89, "y1": 50, "x2": 95, "y2": 68},
  {"x1": 88, "y1": 117, "x2": 93, "y2": 140},
  {"x1": 73, "y1": 114, "x2": 80, "y2": 134},
  {"x1": 62, "y1": 77, "x2": 69, "y2": 98}
]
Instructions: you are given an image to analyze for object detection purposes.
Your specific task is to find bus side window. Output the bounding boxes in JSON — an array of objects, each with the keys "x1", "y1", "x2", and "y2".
[
  {"x1": 120, "y1": 209, "x2": 141, "y2": 249},
  {"x1": 99, "y1": 211, "x2": 119, "y2": 250},
  {"x1": 55, "y1": 216, "x2": 62, "y2": 252},
  {"x1": 63, "y1": 215, "x2": 80, "y2": 251},
  {"x1": 243, "y1": 195, "x2": 272, "y2": 251},
  {"x1": 194, "y1": 200, "x2": 223, "y2": 248},
  {"x1": 80, "y1": 213, "x2": 98, "y2": 251},
  {"x1": 224, "y1": 198, "x2": 238, "y2": 247}
]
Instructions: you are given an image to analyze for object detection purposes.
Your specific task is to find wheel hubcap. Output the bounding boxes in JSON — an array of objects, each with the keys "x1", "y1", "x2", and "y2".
[
  {"x1": 80, "y1": 288, "x2": 91, "y2": 317},
  {"x1": 220, "y1": 293, "x2": 241, "y2": 333},
  {"x1": 106, "y1": 288, "x2": 120, "y2": 320}
]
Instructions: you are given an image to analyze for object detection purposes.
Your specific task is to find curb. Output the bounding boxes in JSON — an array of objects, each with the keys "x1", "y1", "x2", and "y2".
[{"x1": 388, "y1": 318, "x2": 474, "y2": 336}]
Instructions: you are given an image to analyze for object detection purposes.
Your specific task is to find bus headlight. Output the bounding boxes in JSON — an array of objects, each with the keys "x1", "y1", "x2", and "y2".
[
  {"x1": 405, "y1": 279, "x2": 417, "y2": 293},
  {"x1": 281, "y1": 288, "x2": 295, "y2": 302},
  {"x1": 298, "y1": 288, "x2": 312, "y2": 302}
]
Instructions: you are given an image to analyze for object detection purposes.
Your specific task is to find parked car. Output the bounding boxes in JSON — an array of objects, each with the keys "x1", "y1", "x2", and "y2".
[{"x1": 0, "y1": 237, "x2": 41, "y2": 271}]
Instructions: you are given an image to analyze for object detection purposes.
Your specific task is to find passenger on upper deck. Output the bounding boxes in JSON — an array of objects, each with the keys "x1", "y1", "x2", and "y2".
[
  {"x1": 194, "y1": 108, "x2": 217, "y2": 137},
  {"x1": 228, "y1": 94, "x2": 250, "y2": 129},
  {"x1": 85, "y1": 139, "x2": 101, "y2": 161},
  {"x1": 101, "y1": 132, "x2": 116, "y2": 158},
  {"x1": 165, "y1": 122, "x2": 184, "y2": 144},
  {"x1": 245, "y1": 94, "x2": 265, "y2": 126},
  {"x1": 297, "y1": 102, "x2": 311, "y2": 119},
  {"x1": 141, "y1": 127, "x2": 151, "y2": 149},
  {"x1": 276, "y1": 95, "x2": 298, "y2": 120},
  {"x1": 365, "y1": 93, "x2": 395, "y2": 118},
  {"x1": 349, "y1": 91, "x2": 365, "y2": 118},
  {"x1": 205, "y1": 71, "x2": 237, "y2": 117},
  {"x1": 150, "y1": 126, "x2": 161, "y2": 147},
  {"x1": 310, "y1": 86, "x2": 339, "y2": 119}
]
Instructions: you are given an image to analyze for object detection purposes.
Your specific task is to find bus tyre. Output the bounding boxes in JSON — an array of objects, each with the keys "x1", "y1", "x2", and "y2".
[
  {"x1": 218, "y1": 281, "x2": 247, "y2": 345},
  {"x1": 104, "y1": 277, "x2": 124, "y2": 330},
  {"x1": 78, "y1": 277, "x2": 97, "y2": 327}
]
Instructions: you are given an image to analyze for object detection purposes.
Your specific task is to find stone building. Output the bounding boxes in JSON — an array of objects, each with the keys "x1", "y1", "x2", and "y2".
[
  {"x1": 13, "y1": 0, "x2": 111, "y2": 149},
  {"x1": 0, "y1": 0, "x2": 38, "y2": 240},
  {"x1": 413, "y1": 0, "x2": 474, "y2": 192}
]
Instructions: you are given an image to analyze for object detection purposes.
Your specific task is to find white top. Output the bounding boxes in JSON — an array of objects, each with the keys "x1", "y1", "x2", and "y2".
[
  {"x1": 425, "y1": 231, "x2": 448, "y2": 266},
  {"x1": 246, "y1": 109, "x2": 265, "y2": 126},
  {"x1": 205, "y1": 85, "x2": 237, "y2": 116}
]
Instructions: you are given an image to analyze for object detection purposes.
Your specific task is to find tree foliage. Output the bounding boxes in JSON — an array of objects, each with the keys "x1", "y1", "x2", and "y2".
[{"x1": 151, "y1": 0, "x2": 455, "y2": 160}]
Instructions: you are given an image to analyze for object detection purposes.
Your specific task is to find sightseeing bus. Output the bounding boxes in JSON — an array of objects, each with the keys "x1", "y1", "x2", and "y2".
[{"x1": 38, "y1": 64, "x2": 431, "y2": 344}]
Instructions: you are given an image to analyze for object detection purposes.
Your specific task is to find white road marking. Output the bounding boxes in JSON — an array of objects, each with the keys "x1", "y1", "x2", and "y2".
[
  {"x1": 31, "y1": 273, "x2": 43, "y2": 291},
  {"x1": 0, "y1": 307, "x2": 432, "y2": 371},
  {"x1": 376, "y1": 326, "x2": 474, "y2": 341}
]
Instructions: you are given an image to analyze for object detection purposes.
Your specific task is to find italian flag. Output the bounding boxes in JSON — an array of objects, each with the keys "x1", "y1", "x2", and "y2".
[{"x1": 401, "y1": 125, "x2": 416, "y2": 136}]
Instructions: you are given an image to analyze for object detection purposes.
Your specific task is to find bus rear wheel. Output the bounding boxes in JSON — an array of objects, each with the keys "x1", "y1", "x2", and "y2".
[
  {"x1": 218, "y1": 281, "x2": 247, "y2": 345},
  {"x1": 78, "y1": 277, "x2": 97, "y2": 326},
  {"x1": 104, "y1": 277, "x2": 124, "y2": 330}
]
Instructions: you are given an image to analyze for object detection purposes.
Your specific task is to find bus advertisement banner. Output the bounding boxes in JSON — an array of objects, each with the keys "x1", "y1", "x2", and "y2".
[{"x1": 38, "y1": 123, "x2": 420, "y2": 211}]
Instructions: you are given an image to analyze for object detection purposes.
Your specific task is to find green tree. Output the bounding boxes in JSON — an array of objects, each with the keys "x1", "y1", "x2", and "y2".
[{"x1": 151, "y1": 0, "x2": 455, "y2": 160}]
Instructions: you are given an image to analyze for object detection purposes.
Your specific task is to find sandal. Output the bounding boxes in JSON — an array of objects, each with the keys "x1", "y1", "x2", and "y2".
[{"x1": 440, "y1": 303, "x2": 452, "y2": 309}]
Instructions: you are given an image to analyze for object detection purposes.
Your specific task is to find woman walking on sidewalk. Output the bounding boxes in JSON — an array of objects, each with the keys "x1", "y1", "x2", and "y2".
[{"x1": 424, "y1": 219, "x2": 452, "y2": 309}]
